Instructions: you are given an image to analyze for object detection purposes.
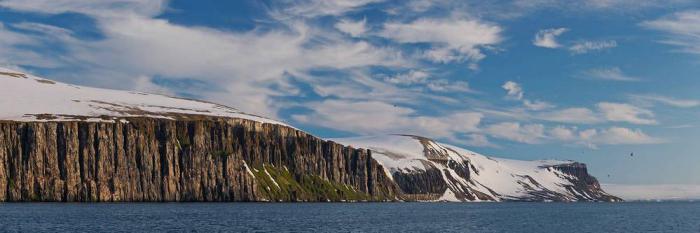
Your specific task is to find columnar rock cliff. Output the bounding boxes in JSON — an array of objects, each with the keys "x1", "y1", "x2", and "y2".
[{"x1": 0, "y1": 118, "x2": 399, "y2": 202}]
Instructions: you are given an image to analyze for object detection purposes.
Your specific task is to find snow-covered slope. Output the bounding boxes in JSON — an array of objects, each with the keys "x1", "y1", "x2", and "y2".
[
  {"x1": 333, "y1": 135, "x2": 621, "y2": 202},
  {"x1": 0, "y1": 68, "x2": 286, "y2": 125}
]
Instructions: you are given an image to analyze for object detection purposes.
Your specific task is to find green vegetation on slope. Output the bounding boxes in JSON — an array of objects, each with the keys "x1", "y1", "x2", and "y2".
[{"x1": 251, "y1": 164, "x2": 373, "y2": 202}]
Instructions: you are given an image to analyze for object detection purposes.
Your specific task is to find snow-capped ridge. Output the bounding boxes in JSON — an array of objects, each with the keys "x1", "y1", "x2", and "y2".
[
  {"x1": 0, "y1": 67, "x2": 287, "y2": 126},
  {"x1": 334, "y1": 134, "x2": 621, "y2": 202}
]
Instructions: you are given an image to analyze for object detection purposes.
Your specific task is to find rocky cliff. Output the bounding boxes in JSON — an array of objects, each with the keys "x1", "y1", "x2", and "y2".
[
  {"x1": 0, "y1": 118, "x2": 399, "y2": 202},
  {"x1": 0, "y1": 68, "x2": 620, "y2": 202}
]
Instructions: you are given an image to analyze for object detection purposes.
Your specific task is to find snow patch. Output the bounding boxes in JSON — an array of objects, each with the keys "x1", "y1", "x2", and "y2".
[
  {"x1": 263, "y1": 165, "x2": 281, "y2": 190},
  {"x1": 242, "y1": 160, "x2": 255, "y2": 177}
]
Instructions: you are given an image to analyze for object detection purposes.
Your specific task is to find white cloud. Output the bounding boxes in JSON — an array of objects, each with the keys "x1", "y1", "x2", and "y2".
[
  {"x1": 335, "y1": 18, "x2": 368, "y2": 37},
  {"x1": 575, "y1": 127, "x2": 664, "y2": 147},
  {"x1": 502, "y1": 81, "x2": 524, "y2": 100},
  {"x1": 667, "y1": 124, "x2": 695, "y2": 129},
  {"x1": 549, "y1": 126, "x2": 577, "y2": 141},
  {"x1": 380, "y1": 17, "x2": 502, "y2": 64},
  {"x1": 591, "y1": 127, "x2": 664, "y2": 144},
  {"x1": 384, "y1": 70, "x2": 430, "y2": 85},
  {"x1": 386, "y1": 0, "x2": 694, "y2": 21},
  {"x1": 538, "y1": 107, "x2": 601, "y2": 124},
  {"x1": 485, "y1": 122, "x2": 546, "y2": 144},
  {"x1": 583, "y1": 0, "x2": 693, "y2": 11},
  {"x1": 91, "y1": 17, "x2": 406, "y2": 115},
  {"x1": 298, "y1": 70, "x2": 464, "y2": 112},
  {"x1": 0, "y1": 0, "x2": 670, "y2": 150},
  {"x1": 531, "y1": 28, "x2": 617, "y2": 54},
  {"x1": 603, "y1": 184, "x2": 700, "y2": 201},
  {"x1": 11, "y1": 22, "x2": 74, "y2": 38},
  {"x1": 583, "y1": 67, "x2": 640, "y2": 81},
  {"x1": 483, "y1": 122, "x2": 661, "y2": 147},
  {"x1": 597, "y1": 102, "x2": 657, "y2": 125},
  {"x1": 569, "y1": 40, "x2": 617, "y2": 54},
  {"x1": 426, "y1": 80, "x2": 474, "y2": 93},
  {"x1": 464, "y1": 134, "x2": 497, "y2": 148},
  {"x1": 641, "y1": 10, "x2": 700, "y2": 54},
  {"x1": 0, "y1": 22, "x2": 64, "y2": 69},
  {"x1": 533, "y1": 27, "x2": 568, "y2": 48},
  {"x1": 292, "y1": 99, "x2": 483, "y2": 140},
  {"x1": 382, "y1": 70, "x2": 474, "y2": 93},
  {"x1": 0, "y1": 0, "x2": 166, "y2": 17},
  {"x1": 0, "y1": 0, "x2": 412, "y2": 118},
  {"x1": 629, "y1": 94, "x2": 700, "y2": 108},
  {"x1": 501, "y1": 81, "x2": 552, "y2": 111},
  {"x1": 280, "y1": 0, "x2": 385, "y2": 18},
  {"x1": 132, "y1": 75, "x2": 174, "y2": 96},
  {"x1": 523, "y1": 99, "x2": 555, "y2": 111}
]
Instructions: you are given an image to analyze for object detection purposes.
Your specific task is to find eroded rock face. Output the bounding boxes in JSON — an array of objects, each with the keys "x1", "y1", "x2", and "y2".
[
  {"x1": 0, "y1": 117, "x2": 400, "y2": 202},
  {"x1": 549, "y1": 163, "x2": 623, "y2": 202}
]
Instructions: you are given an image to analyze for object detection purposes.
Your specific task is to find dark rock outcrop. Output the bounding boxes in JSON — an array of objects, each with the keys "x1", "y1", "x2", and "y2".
[
  {"x1": 0, "y1": 117, "x2": 400, "y2": 202},
  {"x1": 392, "y1": 165, "x2": 447, "y2": 200},
  {"x1": 549, "y1": 163, "x2": 622, "y2": 202}
]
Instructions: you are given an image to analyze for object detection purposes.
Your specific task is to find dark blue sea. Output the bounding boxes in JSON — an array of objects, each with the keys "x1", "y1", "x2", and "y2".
[{"x1": 0, "y1": 202, "x2": 698, "y2": 232}]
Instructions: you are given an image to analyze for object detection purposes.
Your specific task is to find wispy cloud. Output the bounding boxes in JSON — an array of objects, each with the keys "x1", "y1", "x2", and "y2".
[
  {"x1": 384, "y1": 70, "x2": 430, "y2": 85},
  {"x1": 548, "y1": 126, "x2": 664, "y2": 149},
  {"x1": 380, "y1": 17, "x2": 503, "y2": 64},
  {"x1": 538, "y1": 107, "x2": 602, "y2": 124},
  {"x1": 569, "y1": 40, "x2": 617, "y2": 54},
  {"x1": 0, "y1": 0, "x2": 671, "y2": 150},
  {"x1": 641, "y1": 10, "x2": 700, "y2": 55},
  {"x1": 582, "y1": 67, "x2": 641, "y2": 81},
  {"x1": 582, "y1": 127, "x2": 664, "y2": 145},
  {"x1": 629, "y1": 94, "x2": 700, "y2": 108},
  {"x1": 0, "y1": 0, "x2": 412, "y2": 118},
  {"x1": 335, "y1": 18, "x2": 368, "y2": 37},
  {"x1": 523, "y1": 100, "x2": 555, "y2": 111},
  {"x1": 482, "y1": 122, "x2": 662, "y2": 147},
  {"x1": 280, "y1": 0, "x2": 385, "y2": 18},
  {"x1": 533, "y1": 28, "x2": 568, "y2": 48},
  {"x1": 382, "y1": 70, "x2": 475, "y2": 93},
  {"x1": 597, "y1": 102, "x2": 657, "y2": 125},
  {"x1": 292, "y1": 99, "x2": 484, "y2": 142},
  {"x1": 531, "y1": 28, "x2": 617, "y2": 55},
  {"x1": 582, "y1": 0, "x2": 694, "y2": 11}
]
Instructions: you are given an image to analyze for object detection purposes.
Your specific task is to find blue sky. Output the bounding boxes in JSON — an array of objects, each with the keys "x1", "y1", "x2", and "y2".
[{"x1": 0, "y1": 0, "x2": 699, "y2": 189}]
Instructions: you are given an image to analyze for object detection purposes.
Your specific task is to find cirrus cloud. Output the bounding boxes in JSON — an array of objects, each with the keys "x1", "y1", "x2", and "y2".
[{"x1": 380, "y1": 17, "x2": 502, "y2": 64}]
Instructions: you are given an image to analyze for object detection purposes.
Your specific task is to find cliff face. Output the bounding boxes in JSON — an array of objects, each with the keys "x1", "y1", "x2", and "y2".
[
  {"x1": 0, "y1": 117, "x2": 399, "y2": 202},
  {"x1": 0, "y1": 69, "x2": 621, "y2": 202},
  {"x1": 0, "y1": 118, "x2": 621, "y2": 202},
  {"x1": 549, "y1": 163, "x2": 622, "y2": 202}
]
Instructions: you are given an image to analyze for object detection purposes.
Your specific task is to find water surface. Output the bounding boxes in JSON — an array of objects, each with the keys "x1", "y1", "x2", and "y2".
[{"x1": 0, "y1": 202, "x2": 698, "y2": 232}]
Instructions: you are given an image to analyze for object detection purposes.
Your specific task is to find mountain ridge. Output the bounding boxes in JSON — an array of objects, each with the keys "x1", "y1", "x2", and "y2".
[
  {"x1": 0, "y1": 69, "x2": 620, "y2": 202},
  {"x1": 334, "y1": 134, "x2": 621, "y2": 202}
]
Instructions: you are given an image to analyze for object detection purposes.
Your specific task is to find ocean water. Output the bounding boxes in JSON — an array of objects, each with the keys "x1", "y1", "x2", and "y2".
[{"x1": 0, "y1": 202, "x2": 698, "y2": 232}]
